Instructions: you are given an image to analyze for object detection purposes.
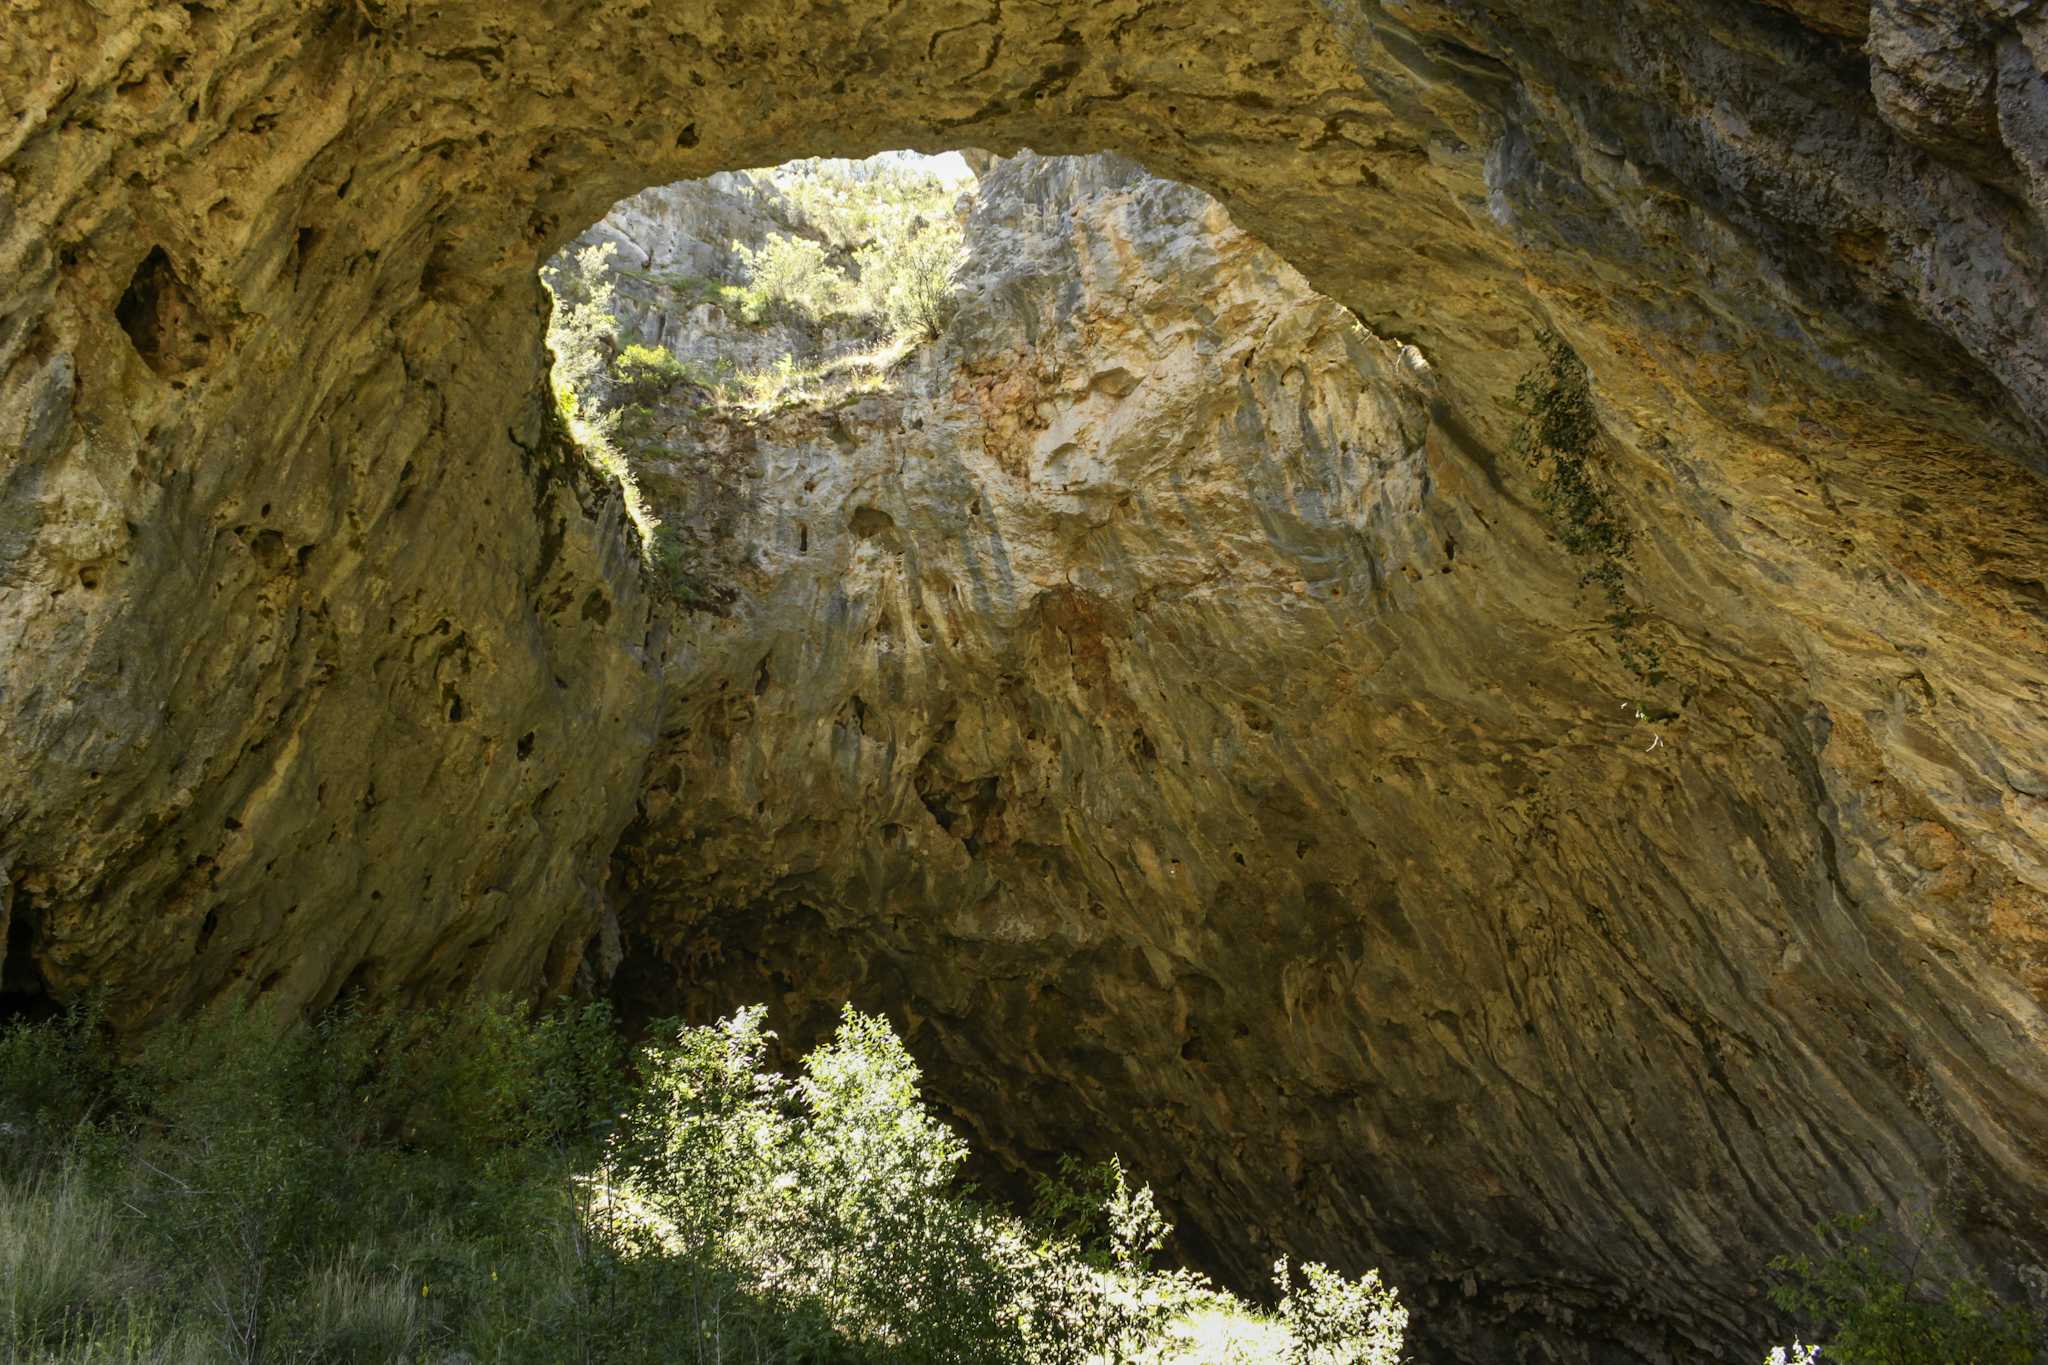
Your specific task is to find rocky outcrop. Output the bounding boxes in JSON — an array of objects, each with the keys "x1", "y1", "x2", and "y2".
[{"x1": 5, "y1": 3, "x2": 2048, "y2": 1360}]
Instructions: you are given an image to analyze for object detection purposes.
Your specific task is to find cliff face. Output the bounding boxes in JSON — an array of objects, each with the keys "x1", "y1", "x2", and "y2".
[
  {"x1": 4, "y1": 2, "x2": 2048, "y2": 1360},
  {"x1": 605, "y1": 151, "x2": 2047, "y2": 1359}
]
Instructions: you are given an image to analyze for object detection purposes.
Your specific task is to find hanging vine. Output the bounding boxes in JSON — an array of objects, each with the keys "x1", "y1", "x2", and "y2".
[{"x1": 1511, "y1": 330, "x2": 1663, "y2": 685}]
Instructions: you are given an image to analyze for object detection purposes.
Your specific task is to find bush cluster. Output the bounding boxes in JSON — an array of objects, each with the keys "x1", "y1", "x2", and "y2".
[
  {"x1": 1273, "y1": 1257, "x2": 1405, "y2": 1365},
  {"x1": 721, "y1": 156, "x2": 965, "y2": 345},
  {"x1": 1764, "y1": 1211, "x2": 2042, "y2": 1365},
  {"x1": 0, "y1": 998, "x2": 1405, "y2": 1365},
  {"x1": 730, "y1": 214, "x2": 962, "y2": 344},
  {"x1": 2, "y1": 997, "x2": 623, "y2": 1364},
  {"x1": 7, "y1": 996, "x2": 2035, "y2": 1363}
]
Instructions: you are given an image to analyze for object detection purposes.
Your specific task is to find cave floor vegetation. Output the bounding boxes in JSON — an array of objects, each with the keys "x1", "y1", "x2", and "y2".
[
  {"x1": 2, "y1": 997, "x2": 2027, "y2": 1364},
  {"x1": 0, "y1": 998, "x2": 1406, "y2": 1365}
]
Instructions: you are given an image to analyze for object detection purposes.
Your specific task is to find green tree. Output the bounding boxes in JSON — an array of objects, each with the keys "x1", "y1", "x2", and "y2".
[
  {"x1": 733, "y1": 233, "x2": 851, "y2": 325},
  {"x1": 852, "y1": 216, "x2": 962, "y2": 342},
  {"x1": 542, "y1": 241, "x2": 621, "y2": 415}
]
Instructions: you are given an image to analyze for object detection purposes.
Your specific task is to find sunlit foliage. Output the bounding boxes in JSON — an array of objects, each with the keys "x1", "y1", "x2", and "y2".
[{"x1": 0, "y1": 998, "x2": 1406, "y2": 1365}]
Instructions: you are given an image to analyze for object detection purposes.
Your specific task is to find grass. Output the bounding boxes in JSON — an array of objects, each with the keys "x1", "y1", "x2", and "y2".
[{"x1": 0, "y1": 1169, "x2": 128, "y2": 1349}]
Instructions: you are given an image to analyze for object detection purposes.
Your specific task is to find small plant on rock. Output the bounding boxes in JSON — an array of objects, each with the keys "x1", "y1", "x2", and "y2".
[{"x1": 1510, "y1": 329, "x2": 1662, "y2": 685}]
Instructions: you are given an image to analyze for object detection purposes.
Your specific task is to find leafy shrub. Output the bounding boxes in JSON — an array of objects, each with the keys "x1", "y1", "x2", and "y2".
[
  {"x1": 852, "y1": 216, "x2": 962, "y2": 342},
  {"x1": 763, "y1": 156, "x2": 959, "y2": 250},
  {"x1": 606, "y1": 1005, "x2": 1033, "y2": 1364},
  {"x1": 542, "y1": 241, "x2": 620, "y2": 410},
  {"x1": 0, "y1": 995, "x2": 1414, "y2": 1364},
  {"x1": 1024, "y1": 1155, "x2": 1211, "y2": 1364},
  {"x1": 733, "y1": 233, "x2": 850, "y2": 326},
  {"x1": 1765, "y1": 1344, "x2": 1822, "y2": 1364},
  {"x1": 0, "y1": 998, "x2": 111, "y2": 1179},
  {"x1": 730, "y1": 162, "x2": 963, "y2": 343},
  {"x1": 1273, "y1": 1256, "x2": 1407, "y2": 1365},
  {"x1": 0, "y1": 997, "x2": 626, "y2": 1364},
  {"x1": 611, "y1": 343, "x2": 690, "y2": 406},
  {"x1": 1767, "y1": 1211, "x2": 2042, "y2": 1365}
]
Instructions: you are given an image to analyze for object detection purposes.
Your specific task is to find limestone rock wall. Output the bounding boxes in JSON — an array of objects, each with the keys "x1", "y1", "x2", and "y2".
[
  {"x1": 609, "y1": 151, "x2": 2048, "y2": 1361},
  {"x1": 552, "y1": 170, "x2": 826, "y2": 378},
  {"x1": 4, "y1": 1, "x2": 2048, "y2": 1360}
]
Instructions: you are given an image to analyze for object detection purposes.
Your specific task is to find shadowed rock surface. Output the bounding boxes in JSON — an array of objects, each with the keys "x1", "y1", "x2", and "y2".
[{"x1": 4, "y1": 3, "x2": 2048, "y2": 1360}]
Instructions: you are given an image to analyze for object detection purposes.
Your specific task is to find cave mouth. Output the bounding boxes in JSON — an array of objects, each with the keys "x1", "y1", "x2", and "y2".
[
  {"x1": 534, "y1": 139, "x2": 2048, "y2": 1365},
  {"x1": 541, "y1": 147, "x2": 981, "y2": 410},
  {"x1": 538, "y1": 148, "x2": 995, "y2": 611},
  {"x1": 9, "y1": 1, "x2": 2046, "y2": 1358},
  {"x1": 545, "y1": 144, "x2": 1455, "y2": 1300},
  {"x1": 532, "y1": 144, "x2": 1861, "y2": 1365}
]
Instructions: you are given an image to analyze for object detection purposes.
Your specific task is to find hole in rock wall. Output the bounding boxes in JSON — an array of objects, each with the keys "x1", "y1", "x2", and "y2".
[
  {"x1": 115, "y1": 245, "x2": 217, "y2": 377},
  {"x1": 0, "y1": 876, "x2": 56, "y2": 1022},
  {"x1": 541, "y1": 149, "x2": 981, "y2": 614},
  {"x1": 536, "y1": 144, "x2": 1927, "y2": 1365}
]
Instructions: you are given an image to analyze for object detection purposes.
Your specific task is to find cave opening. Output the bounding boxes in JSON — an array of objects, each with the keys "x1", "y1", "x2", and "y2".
[
  {"x1": 539, "y1": 144, "x2": 1459, "y2": 1311},
  {"x1": 4, "y1": 0, "x2": 2044, "y2": 1351},
  {"x1": 521, "y1": 127, "x2": 2048, "y2": 1362}
]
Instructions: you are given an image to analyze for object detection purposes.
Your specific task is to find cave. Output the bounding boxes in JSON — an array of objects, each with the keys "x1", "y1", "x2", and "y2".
[{"x1": 3, "y1": 2, "x2": 2047, "y2": 1361}]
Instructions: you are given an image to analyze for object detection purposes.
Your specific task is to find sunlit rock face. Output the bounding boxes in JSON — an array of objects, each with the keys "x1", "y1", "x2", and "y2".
[
  {"x1": 4, "y1": 2, "x2": 2048, "y2": 1359},
  {"x1": 558, "y1": 171, "x2": 840, "y2": 378}
]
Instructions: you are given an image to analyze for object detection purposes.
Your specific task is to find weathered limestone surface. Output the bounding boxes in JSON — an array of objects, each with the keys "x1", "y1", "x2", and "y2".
[
  {"x1": 558, "y1": 170, "x2": 832, "y2": 375},
  {"x1": 610, "y1": 152, "x2": 2048, "y2": 1360},
  {"x1": 3, "y1": 3, "x2": 2047, "y2": 1360}
]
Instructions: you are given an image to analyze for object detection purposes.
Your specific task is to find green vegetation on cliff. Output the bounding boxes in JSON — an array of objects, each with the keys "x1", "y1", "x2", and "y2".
[
  {"x1": 536, "y1": 157, "x2": 969, "y2": 612},
  {"x1": 0, "y1": 1000, "x2": 1402, "y2": 1365},
  {"x1": 1510, "y1": 330, "x2": 1661, "y2": 685}
]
